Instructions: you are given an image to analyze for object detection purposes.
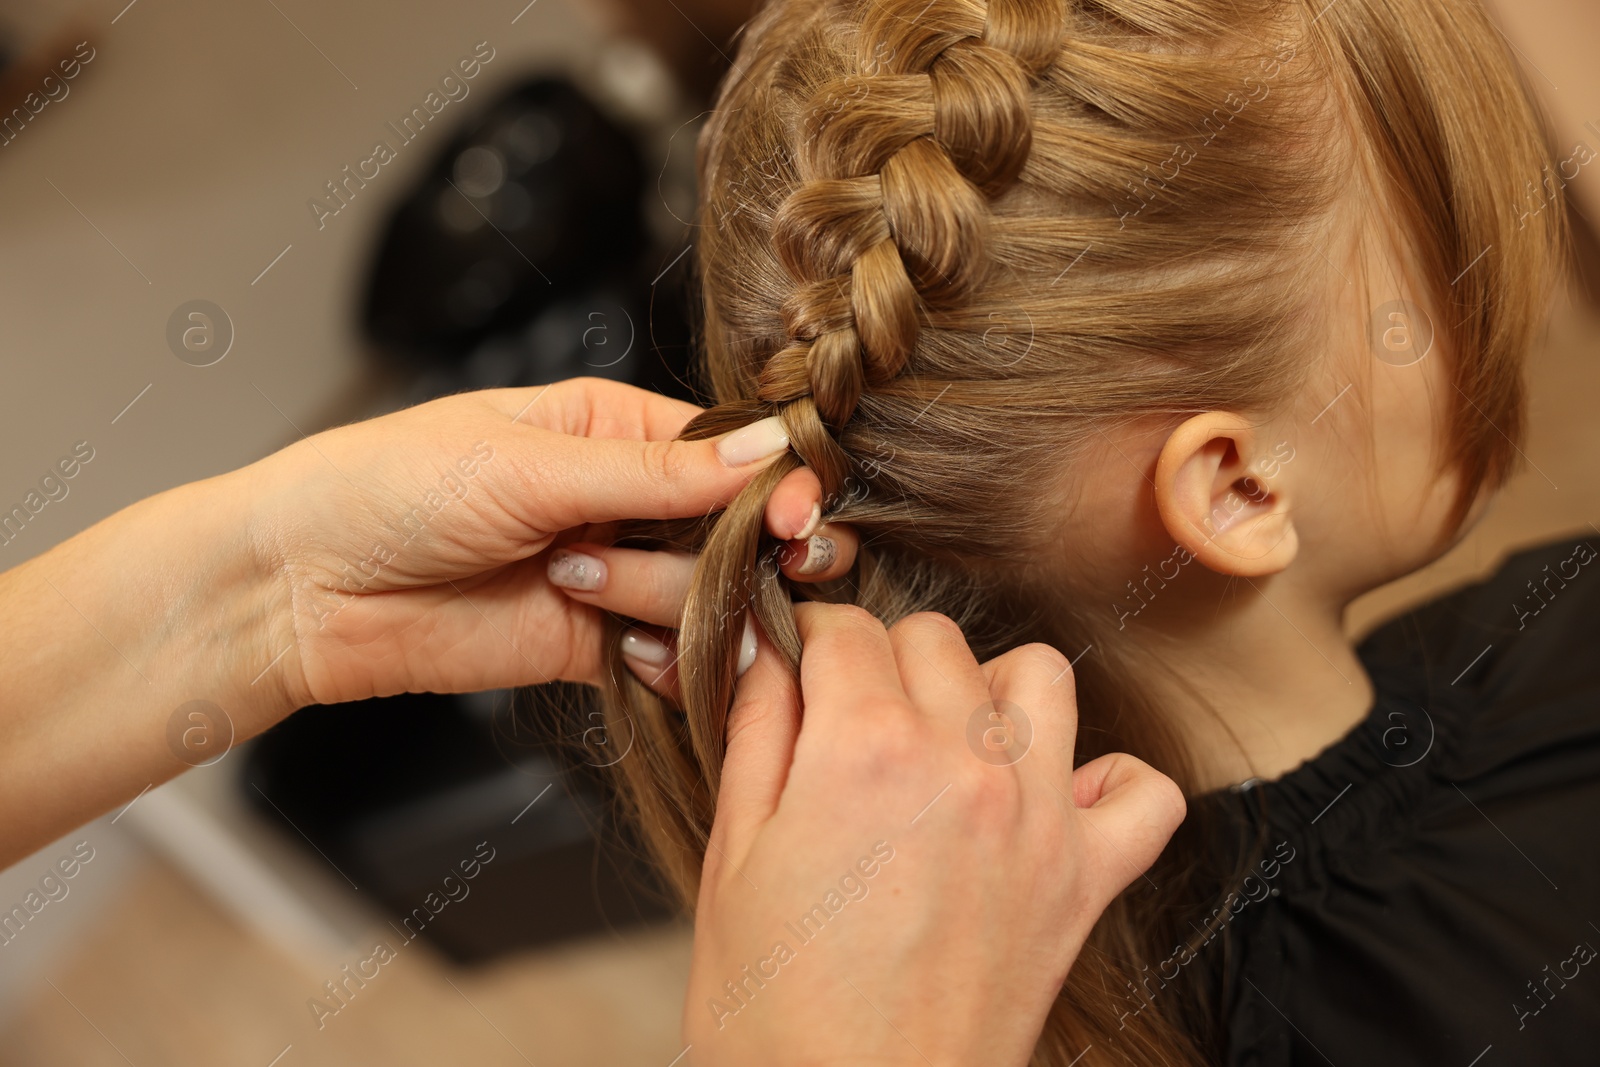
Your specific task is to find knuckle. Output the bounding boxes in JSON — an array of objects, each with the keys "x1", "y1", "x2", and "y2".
[
  {"x1": 842, "y1": 715, "x2": 921, "y2": 776},
  {"x1": 557, "y1": 375, "x2": 608, "y2": 411},
  {"x1": 724, "y1": 692, "x2": 779, "y2": 748},
  {"x1": 1114, "y1": 754, "x2": 1188, "y2": 830},
  {"x1": 892, "y1": 610, "x2": 966, "y2": 646},
  {"x1": 542, "y1": 376, "x2": 579, "y2": 406},
  {"x1": 635, "y1": 557, "x2": 682, "y2": 624},
  {"x1": 1148, "y1": 768, "x2": 1188, "y2": 828},
  {"x1": 640, "y1": 439, "x2": 689, "y2": 485},
  {"x1": 537, "y1": 377, "x2": 586, "y2": 432},
  {"x1": 1013, "y1": 642, "x2": 1071, "y2": 681},
  {"x1": 802, "y1": 601, "x2": 884, "y2": 639},
  {"x1": 830, "y1": 602, "x2": 881, "y2": 628}
]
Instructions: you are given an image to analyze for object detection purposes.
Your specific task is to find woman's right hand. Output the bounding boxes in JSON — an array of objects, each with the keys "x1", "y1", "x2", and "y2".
[{"x1": 681, "y1": 605, "x2": 1187, "y2": 1066}]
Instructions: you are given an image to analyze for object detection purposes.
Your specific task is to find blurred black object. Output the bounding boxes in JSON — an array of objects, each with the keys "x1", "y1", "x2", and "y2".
[
  {"x1": 365, "y1": 77, "x2": 641, "y2": 353},
  {"x1": 361, "y1": 76, "x2": 695, "y2": 403},
  {"x1": 244, "y1": 690, "x2": 673, "y2": 962}
]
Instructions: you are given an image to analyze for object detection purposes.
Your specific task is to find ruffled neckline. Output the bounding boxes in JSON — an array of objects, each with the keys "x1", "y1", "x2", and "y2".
[{"x1": 1198, "y1": 623, "x2": 1481, "y2": 875}]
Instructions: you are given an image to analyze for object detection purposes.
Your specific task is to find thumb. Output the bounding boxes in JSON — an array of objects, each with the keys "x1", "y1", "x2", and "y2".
[
  {"x1": 1072, "y1": 752, "x2": 1187, "y2": 900},
  {"x1": 510, "y1": 417, "x2": 793, "y2": 532},
  {"x1": 711, "y1": 631, "x2": 801, "y2": 858}
]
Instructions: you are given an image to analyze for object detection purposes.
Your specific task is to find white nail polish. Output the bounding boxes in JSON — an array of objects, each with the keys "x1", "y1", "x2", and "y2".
[
  {"x1": 547, "y1": 549, "x2": 605, "y2": 592},
  {"x1": 794, "y1": 501, "x2": 822, "y2": 541},
  {"x1": 716, "y1": 416, "x2": 790, "y2": 467},
  {"x1": 795, "y1": 535, "x2": 838, "y2": 577},
  {"x1": 621, "y1": 629, "x2": 671, "y2": 666},
  {"x1": 737, "y1": 614, "x2": 758, "y2": 676}
]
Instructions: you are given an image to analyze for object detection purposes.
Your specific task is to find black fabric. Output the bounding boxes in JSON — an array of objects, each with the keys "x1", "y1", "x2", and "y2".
[{"x1": 1199, "y1": 535, "x2": 1600, "y2": 1066}]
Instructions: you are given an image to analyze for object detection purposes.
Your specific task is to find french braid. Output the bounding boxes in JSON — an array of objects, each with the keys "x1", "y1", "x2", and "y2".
[
  {"x1": 759, "y1": 0, "x2": 1061, "y2": 492},
  {"x1": 637, "y1": 0, "x2": 1076, "y2": 798}
]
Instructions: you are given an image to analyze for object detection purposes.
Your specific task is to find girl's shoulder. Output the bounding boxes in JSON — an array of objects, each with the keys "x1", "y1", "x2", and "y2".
[
  {"x1": 1356, "y1": 531, "x2": 1600, "y2": 789},
  {"x1": 1201, "y1": 534, "x2": 1600, "y2": 1066},
  {"x1": 1361, "y1": 531, "x2": 1600, "y2": 704},
  {"x1": 1201, "y1": 533, "x2": 1600, "y2": 841}
]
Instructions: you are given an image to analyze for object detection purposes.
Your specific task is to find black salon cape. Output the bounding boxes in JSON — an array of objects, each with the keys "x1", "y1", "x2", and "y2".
[{"x1": 1201, "y1": 536, "x2": 1600, "y2": 1065}]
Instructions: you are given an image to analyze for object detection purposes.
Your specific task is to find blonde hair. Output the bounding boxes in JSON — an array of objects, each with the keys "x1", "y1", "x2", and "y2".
[{"x1": 596, "y1": 0, "x2": 1566, "y2": 1060}]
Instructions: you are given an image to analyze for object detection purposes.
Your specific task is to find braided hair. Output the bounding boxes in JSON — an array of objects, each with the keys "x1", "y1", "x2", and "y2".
[{"x1": 589, "y1": 0, "x2": 1568, "y2": 1060}]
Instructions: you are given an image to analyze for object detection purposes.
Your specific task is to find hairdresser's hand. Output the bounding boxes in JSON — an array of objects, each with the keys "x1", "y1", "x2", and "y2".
[
  {"x1": 545, "y1": 514, "x2": 855, "y2": 697},
  {"x1": 248, "y1": 378, "x2": 856, "y2": 710},
  {"x1": 682, "y1": 606, "x2": 1186, "y2": 1067}
]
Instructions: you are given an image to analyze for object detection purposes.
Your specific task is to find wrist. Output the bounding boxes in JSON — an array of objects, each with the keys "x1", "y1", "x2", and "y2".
[
  {"x1": 125, "y1": 461, "x2": 305, "y2": 732},
  {"x1": 206, "y1": 458, "x2": 309, "y2": 725},
  {"x1": 0, "y1": 461, "x2": 304, "y2": 863}
]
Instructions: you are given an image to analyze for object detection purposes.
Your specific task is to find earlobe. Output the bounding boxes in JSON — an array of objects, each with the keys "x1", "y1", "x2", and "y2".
[{"x1": 1153, "y1": 412, "x2": 1298, "y2": 577}]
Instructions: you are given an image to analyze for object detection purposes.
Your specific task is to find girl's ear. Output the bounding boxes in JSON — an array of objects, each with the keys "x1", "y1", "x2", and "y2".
[{"x1": 1153, "y1": 412, "x2": 1298, "y2": 577}]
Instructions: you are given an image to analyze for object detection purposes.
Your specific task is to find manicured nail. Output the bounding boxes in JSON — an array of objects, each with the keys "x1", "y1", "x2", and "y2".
[
  {"x1": 795, "y1": 534, "x2": 837, "y2": 576},
  {"x1": 737, "y1": 615, "x2": 759, "y2": 676},
  {"x1": 716, "y1": 416, "x2": 790, "y2": 467},
  {"x1": 621, "y1": 628, "x2": 671, "y2": 667},
  {"x1": 794, "y1": 502, "x2": 822, "y2": 541},
  {"x1": 547, "y1": 549, "x2": 605, "y2": 592}
]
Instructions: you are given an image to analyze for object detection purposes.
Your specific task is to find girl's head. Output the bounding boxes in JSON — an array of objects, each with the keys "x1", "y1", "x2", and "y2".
[{"x1": 601, "y1": 0, "x2": 1566, "y2": 1059}]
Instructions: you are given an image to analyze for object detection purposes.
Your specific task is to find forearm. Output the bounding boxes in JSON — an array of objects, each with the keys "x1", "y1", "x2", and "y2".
[{"x1": 0, "y1": 465, "x2": 295, "y2": 865}]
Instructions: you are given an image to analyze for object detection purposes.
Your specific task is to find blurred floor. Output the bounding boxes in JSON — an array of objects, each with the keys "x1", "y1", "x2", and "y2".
[{"x1": 0, "y1": 857, "x2": 692, "y2": 1067}]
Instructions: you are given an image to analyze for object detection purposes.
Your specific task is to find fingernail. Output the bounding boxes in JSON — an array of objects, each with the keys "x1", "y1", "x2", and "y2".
[
  {"x1": 716, "y1": 416, "x2": 790, "y2": 467},
  {"x1": 793, "y1": 501, "x2": 822, "y2": 541},
  {"x1": 795, "y1": 534, "x2": 838, "y2": 576},
  {"x1": 547, "y1": 549, "x2": 605, "y2": 592},
  {"x1": 621, "y1": 628, "x2": 671, "y2": 667},
  {"x1": 737, "y1": 614, "x2": 759, "y2": 676}
]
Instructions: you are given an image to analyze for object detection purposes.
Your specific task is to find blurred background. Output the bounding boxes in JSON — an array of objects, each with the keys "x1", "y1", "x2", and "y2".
[{"x1": 0, "y1": 0, "x2": 1594, "y2": 1063}]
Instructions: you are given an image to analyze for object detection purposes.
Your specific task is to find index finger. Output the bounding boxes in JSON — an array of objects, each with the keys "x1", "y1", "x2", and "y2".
[
  {"x1": 793, "y1": 603, "x2": 909, "y2": 737},
  {"x1": 714, "y1": 637, "x2": 802, "y2": 857}
]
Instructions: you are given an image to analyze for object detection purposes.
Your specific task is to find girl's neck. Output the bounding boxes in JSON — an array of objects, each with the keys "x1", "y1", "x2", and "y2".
[{"x1": 1139, "y1": 573, "x2": 1375, "y2": 793}]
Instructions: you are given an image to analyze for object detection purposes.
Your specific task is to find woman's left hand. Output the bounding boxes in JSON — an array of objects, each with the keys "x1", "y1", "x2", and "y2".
[
  {"x1": 247, "y1": 377, "x2": 858, "y2": 710},
  {"x1": 0, "y1": 377, "x2": 855, "y2": 864}
]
